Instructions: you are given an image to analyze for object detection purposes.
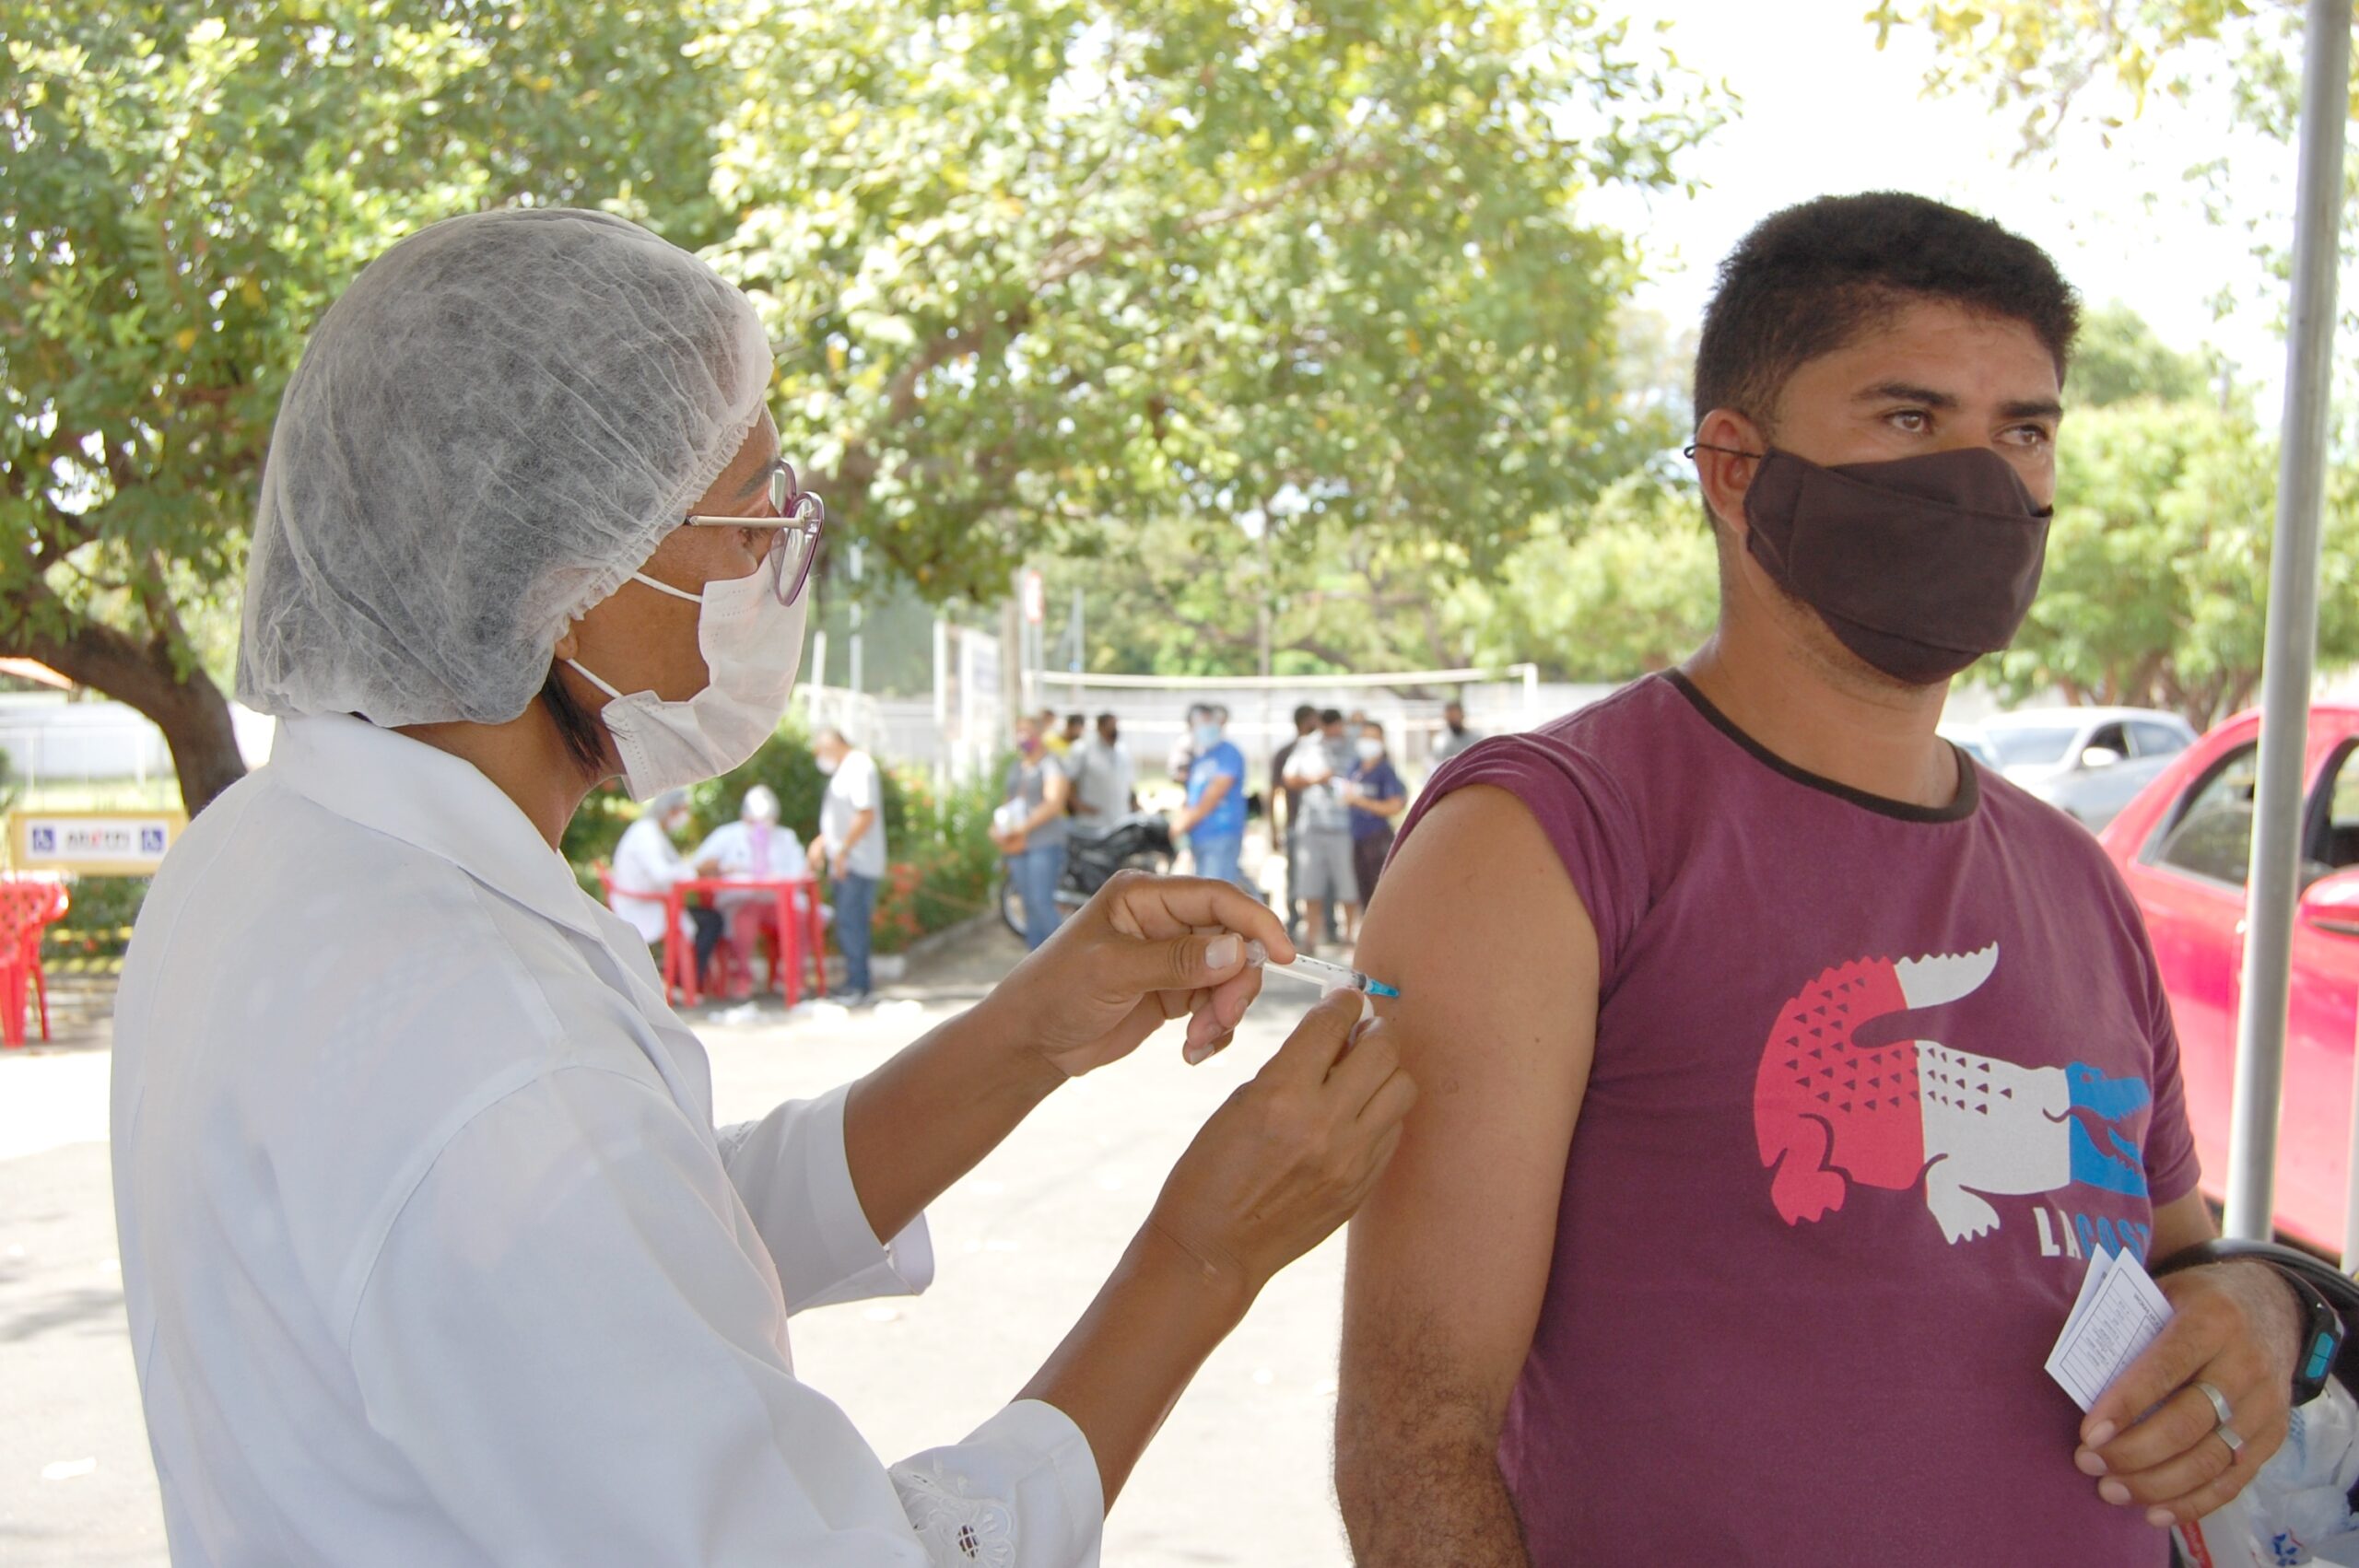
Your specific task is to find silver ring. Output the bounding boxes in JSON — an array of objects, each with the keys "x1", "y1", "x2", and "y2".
[
  {"x1": 2214, "y1": 1421, "x2": 2245, "y2": 1456},
  {"x1": 2195, "y1": 1379, "x2": 2235, "y2": 1428}
]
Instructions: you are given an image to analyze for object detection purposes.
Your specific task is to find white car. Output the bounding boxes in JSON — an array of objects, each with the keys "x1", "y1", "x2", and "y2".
[{"x1": 1958, "y1": 707, "x2": 2197, "y2": 828}]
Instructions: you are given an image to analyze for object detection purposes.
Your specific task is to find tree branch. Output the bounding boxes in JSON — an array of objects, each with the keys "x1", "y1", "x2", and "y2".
[{"x1": 1037, "y1": 148, "x2": 1384, "y2": 289}]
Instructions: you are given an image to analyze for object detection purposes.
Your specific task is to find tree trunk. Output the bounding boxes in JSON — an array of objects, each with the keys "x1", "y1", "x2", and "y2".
[{"x1": 20, "y1": 617, "x2": 248, "y2": 817}]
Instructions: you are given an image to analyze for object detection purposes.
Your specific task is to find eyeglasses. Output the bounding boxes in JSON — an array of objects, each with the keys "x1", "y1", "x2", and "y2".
[{"x1": 684, "y1": 460, "x2": 825, "y2": 605}]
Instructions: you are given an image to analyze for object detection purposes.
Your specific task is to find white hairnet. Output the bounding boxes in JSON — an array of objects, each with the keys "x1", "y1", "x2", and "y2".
[
  {"x1": 237, "y1": 207, "x2": 774, "y2": 726},
  {"x1": 741, "y1": 785, "x2": 780, "y2": 824},
  {"x1": 650, "y1": 788, "x2": 691, "y2": 820}
]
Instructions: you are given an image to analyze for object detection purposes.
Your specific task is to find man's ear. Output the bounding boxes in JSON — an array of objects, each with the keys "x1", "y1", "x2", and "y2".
[
  {"x1": 554, "y1": 620, "x2": 581, "y2": 663},
  {"x1": 1692, "y1": 408, "x2": 1766, "y2": 541}
]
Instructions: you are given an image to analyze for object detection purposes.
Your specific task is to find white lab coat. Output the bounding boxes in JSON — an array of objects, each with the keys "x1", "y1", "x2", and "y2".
[
  {"x1": 111, "y1": 713, "x2": 1102, "y2": 1567},
  {"x1": 609, "y1": 811, "x2": 699, "y2": 942}
]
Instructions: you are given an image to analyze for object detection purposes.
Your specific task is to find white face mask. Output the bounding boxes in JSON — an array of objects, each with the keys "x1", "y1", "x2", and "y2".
[
  {"x1": 566, "y1": 565, "x2": 808, "y2": 802},
  {"x1": 1355, "y1": 738, "x2": 1385, "y2": 763},
  {"x1": 816, "y1": 754, "x2": 839, "y2": 776}
]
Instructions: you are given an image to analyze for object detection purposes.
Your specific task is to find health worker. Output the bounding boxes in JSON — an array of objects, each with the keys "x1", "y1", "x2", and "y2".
[{"x1": 110, "y1": 208, "x2": 1414, "y2": 1568}]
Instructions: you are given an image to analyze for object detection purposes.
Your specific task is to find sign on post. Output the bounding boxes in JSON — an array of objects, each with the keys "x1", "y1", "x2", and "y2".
[{"x1": 12, "y1": 811, "x2": 185, "y2": 876}]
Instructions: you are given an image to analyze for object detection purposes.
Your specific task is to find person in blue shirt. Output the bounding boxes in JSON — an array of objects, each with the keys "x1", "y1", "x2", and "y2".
[
  {"x1": 1343, "y1": 720, "x2": 1408, "y2": 936},
  {"x1": 1172, "y1": 703, "x2": 1251, "y2": 890}
]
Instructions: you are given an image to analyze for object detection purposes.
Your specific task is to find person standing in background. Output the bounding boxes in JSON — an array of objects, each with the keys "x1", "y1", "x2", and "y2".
[
  {"x1": 608, "y1": 789, "x2": 723, "y2": 986},
  {"x1": 1171, "y1": 705, "x2": 1249, "y2": 889},
  {"x1": 1070, "y1": 711, "x2": 1137, "y2": 822},
  {"x1": 1431, "y1": 699, "x2": 1479, "y2": 768},
  {"x1": 991, "y1": 712, "x2": 1072, "y2": 950},
  {"x1": 1270, "y1": 704, "x2": 1321, "y2": 942},
  {"x1": 1282, "y1": 710, "x2": 1357, "y2": 954},
  {"x1": 1060, "y1": 712, "x2": 1087, "y2": 760},
  {"x1": 1343, "y1": 721, "x2": 1408, "y2": 927},
  {"x1": 810, "y1": 728, "x2": 885, "y2": 1004},
  {"x1": 693, "y1": 785, "x2": 805, "y2": 1001},
  {"x1": 1040, "y1": 708, "x2": 1074, "y2": 759},
  {"x1": 1167, "y1": 700, "x2": 1206, "y2": 784}
]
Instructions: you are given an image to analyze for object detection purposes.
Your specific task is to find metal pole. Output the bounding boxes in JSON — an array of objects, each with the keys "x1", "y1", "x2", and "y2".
[
  {"x1": 932, "y1": 617, "x2": 950, "y2": 790},
  {"x1": 2224, "y1": 0, "x2": 2351, "y2": 1242},
  {"x1": 848, "y1": 543, "x2": 864, "y2": 696}
]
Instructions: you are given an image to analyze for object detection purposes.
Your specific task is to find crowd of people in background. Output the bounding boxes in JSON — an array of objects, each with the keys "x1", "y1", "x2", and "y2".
[
  {"x1": 984, "y1": 696, "x2": 1468, "y2": 960},
  {"x1": 609, "y1": 696, "x2": 1471, "y2": 986}
]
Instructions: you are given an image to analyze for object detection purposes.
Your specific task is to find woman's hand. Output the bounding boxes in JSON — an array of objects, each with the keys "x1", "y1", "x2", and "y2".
[
  {"x1": 979, "y1": 869, "x2": 1295, "y2": 1078},
  {"x1": 1146, "y1": 988, "x2": 1416, "y2": 1301}
]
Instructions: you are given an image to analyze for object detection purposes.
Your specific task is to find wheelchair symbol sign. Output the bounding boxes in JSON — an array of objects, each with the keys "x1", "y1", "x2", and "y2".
[
  {"x1": 140, "y1": 826, "x2": 167, "y2": 854},
  {"x1": 29, "y1": 826, "x2": 53, "y2": 854}
]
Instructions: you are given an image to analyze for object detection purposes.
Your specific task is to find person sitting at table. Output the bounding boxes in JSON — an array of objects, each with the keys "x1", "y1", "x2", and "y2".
[
  {"x1": 694, "y1": 783, "x2": 809, "y2": 1000},
  {"x1": 608, "y1": 788, "x2": 722, "y2": 988}
]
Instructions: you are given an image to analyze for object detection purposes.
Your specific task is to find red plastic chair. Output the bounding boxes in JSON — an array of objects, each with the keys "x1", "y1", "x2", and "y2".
[{"x1": 0, "y1": 878, "x2": 68, "y2": 1047}]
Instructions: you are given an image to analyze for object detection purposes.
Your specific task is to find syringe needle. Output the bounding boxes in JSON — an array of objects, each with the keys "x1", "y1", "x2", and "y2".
[{"x1": 1243, "y1": 940, "x2": 1402, "y2": 999}]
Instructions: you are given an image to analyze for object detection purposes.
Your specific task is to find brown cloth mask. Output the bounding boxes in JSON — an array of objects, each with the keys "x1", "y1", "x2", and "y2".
[{"x1": 1697, "y1": 442, "x2": 2054, "y2": 685}]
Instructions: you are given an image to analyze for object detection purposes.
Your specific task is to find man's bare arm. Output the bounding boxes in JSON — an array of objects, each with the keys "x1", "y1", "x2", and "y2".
[{"x1": 1335, "y1": 786, "x2": 1598, "y2": 1566}]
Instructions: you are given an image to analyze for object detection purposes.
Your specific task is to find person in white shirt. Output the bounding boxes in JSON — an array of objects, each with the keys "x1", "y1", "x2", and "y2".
[
  {"x1": 1069, "y1": 712, "x2": 1137, "y2": 826},
  {"x1": 693, "y1": 783, "x2": 808, "y2": 1001},
  {"x1": 810, "y1": 728, "x2": 885, "y2": 1002},
  {"x1": 608, "y1": 787, "x2": 725, "y2": 986},
  {"x1": 112, "y1": 207, "x2": 1415, "y2": 1568}
]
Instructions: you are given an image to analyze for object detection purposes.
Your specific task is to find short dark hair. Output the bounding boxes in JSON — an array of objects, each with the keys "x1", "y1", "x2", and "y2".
[
  {"x1": 1293, "y1": 704, "x2": 1320, "y2": 727},
  {"x1": 1319, "y1": 708, "x2": 1344, "y2": 726},
  {"x1": 1063, "y1": 711, "x2": 1086, "y2": 727},
  {"x1": 1363, "y1": 720, "x2": 1386, "y2": 736},
  {"x1": 540, "y1": 664, "x2": 607, "y2": 777},
  {"x1": 1693, "y1": 193, "x2": 2080, "y2": 432},
  {"x1": 1095, "y1": 710, "x2": 1118, "y2": 726}
]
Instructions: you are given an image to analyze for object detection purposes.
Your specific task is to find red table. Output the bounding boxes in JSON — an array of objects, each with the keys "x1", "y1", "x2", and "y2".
[{"x1": 664, "y1": 876, "x2": 829, "y2": 1007}]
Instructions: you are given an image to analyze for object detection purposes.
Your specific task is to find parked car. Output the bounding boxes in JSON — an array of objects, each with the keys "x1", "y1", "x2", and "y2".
[
  {"x1": 1960, "y1": 707, "x2": 2196, "y2": 829},
  {"x1": 2097, "y1": 706, "x2": 2359, "y2": 1248}
]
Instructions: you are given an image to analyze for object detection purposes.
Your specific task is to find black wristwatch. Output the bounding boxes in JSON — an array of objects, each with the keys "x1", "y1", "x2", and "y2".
[{"x1": 2278, "y1": 1266, "x2": 2346, "y2": 1409}]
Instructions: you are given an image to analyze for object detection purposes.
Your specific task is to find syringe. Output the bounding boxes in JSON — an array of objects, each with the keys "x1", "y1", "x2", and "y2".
[{"x1": 1244, "y1": 940, "x2": 1402, "y2": 999}]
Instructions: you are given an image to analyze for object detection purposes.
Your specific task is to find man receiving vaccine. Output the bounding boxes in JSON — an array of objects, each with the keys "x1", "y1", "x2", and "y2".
[{"x1": 1336, "y1": 193, "x2": 2312, "y2": 1564}]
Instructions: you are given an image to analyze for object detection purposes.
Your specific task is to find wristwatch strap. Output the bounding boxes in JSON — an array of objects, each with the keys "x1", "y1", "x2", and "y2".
[{"x1": 2274, "y1": 1263, "x2": 2345, "y2": 1410}]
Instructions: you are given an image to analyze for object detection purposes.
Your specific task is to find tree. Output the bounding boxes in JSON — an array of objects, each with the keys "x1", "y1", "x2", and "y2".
[
  {"x1": 1868, "y1": 0, "x2": 2325, "y2": 154},
  {"x1": 1870, "y1": 0, "x2": 2353, "y2": 342},
  {"x1": 0, "y1": 1, "x2": 730, "y2": 813},
  {"x1": 2071, "y1": 302, "x2": 2214, "y2": 408},
  {"x1": 703, "y1": 0, "x2": 1717, "y2": 610},
  {"x1": 6, "y1": 1, "x2": 1714, "y2": 814},
  {"x1": 1988, "y1": 399, "x2": 2359, "y2": 728},
  {"x1": 1445, "y1": 475, "x2": 1718, "y2": 681}
]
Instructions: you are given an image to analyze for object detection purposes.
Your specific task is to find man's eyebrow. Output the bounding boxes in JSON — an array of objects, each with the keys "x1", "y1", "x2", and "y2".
[
  {"x1": 2000, "y1": 398, "x2": 2065, "y2": 421},
  {"x1": 1853, "y1": 380, "x2": 1960, "y2": 410}
]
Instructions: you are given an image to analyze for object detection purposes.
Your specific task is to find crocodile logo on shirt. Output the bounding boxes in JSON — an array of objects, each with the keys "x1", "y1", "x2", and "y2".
[{"x1": 1752, "y1": 944, "x2": 2150, "y2": 1245}]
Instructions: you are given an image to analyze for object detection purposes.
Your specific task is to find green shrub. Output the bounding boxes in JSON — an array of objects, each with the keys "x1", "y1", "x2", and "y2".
[{"x1": 53, "y1": 873, "x2": 149, "y2": 956}]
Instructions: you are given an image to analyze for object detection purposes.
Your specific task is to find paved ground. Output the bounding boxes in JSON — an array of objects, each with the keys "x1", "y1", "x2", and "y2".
[{"x1": 0, "y1": 924, "x2": 1359, "y2": 1566}]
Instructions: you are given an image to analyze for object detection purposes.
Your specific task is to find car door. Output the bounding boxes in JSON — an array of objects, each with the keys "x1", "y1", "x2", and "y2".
[
  {"x1": 2127, "y1": 740, "x2": 2260, "y2": 1191},
  {"x1": 2093, "y1": 720, "x2": 2193, "y2": 828},
  {"x1": 2278, "y1": 733, "x2": 2359, "y2": 1246},
  {"x1": 2060, "y1": 720, "x2": 2135, "y2": 826}
]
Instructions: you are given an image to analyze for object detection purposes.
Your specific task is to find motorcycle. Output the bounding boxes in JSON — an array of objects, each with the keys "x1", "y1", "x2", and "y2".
[{"x1": 998, "y1": 811, "x2": 1177, "y2": 941}]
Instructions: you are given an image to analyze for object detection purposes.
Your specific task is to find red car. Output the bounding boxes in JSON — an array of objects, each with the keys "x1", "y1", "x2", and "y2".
[{"x1": 2097, "y1": 705, "x2": 2359, "y2": 1249}]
